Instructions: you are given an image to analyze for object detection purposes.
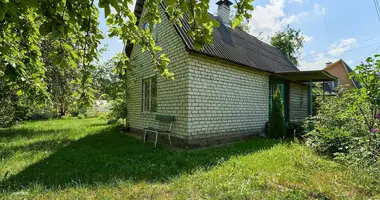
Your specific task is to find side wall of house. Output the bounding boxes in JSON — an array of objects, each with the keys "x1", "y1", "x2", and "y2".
[
  {"x1": 289, "y1": 83, "x2": 309, "y2": 122},
  {"x1": 126, "y1": 6, "x2": 190, "y2": 139},
  {"x1": 325, "y1": 62, "x2": 355, "y2": 88},
  {"x1": 187, "y1": 54, "x2": 270, "y2": 141}
]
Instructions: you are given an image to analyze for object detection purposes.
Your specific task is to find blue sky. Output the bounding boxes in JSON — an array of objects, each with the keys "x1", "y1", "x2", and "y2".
[{"x1": 98, "y1": 0, "x2": 380, "y2": 70}]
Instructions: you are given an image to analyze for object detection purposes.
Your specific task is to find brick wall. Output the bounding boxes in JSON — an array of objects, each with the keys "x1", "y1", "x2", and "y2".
[
  {"x1": 126, "y1": 5, "x2": 190, "y2": 139},
  {"x1": 187, "y1": 54, "x2": 270, "y2": 140},
  {"x1": 127, "y1": 5, "x2": 308, "y2": 145},
  {"x1": 289, "y1": 83, "x2": 309, "y2": 122}
]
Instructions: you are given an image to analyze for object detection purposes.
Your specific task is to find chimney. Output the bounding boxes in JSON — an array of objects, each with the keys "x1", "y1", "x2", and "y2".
[
  {"x1": 326, "y1": 61, "x2": 332, "y2": 67},
  {"x1": 216, "y1": 0, "x2": 233, "y2": 24}
]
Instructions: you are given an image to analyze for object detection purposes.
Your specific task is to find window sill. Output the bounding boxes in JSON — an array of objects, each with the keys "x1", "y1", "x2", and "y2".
[{"x1": 141, "y1": 111, "x2": 157, "y2": 115}]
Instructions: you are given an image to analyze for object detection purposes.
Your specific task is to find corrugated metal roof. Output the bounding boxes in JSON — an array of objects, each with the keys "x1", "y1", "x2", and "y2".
[
  {"x1": 168, "y1": 3, "x2": 299, "y2": 73},
  {"x1": 132, "y1": 0, "x2": 300, "y2": 73}
]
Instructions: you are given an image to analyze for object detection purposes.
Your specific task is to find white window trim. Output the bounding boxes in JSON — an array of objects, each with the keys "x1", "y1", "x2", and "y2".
[{"x1": 142, "y1": 76, "x2": 157, "y2": 113}]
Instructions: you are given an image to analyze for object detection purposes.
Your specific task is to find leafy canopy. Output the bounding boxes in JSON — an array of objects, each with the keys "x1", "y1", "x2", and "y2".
[
  {"x1": 0, "y1": 0, "x2": 255, "y2": 107},
  {"x1": 270, "y1": 27, "x2": 305, "y2": 66}
]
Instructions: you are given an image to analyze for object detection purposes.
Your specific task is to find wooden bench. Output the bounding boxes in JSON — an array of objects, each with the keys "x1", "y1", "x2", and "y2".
[{"x1": 143, "y1": 115, "x2": 175, "y2": 147}]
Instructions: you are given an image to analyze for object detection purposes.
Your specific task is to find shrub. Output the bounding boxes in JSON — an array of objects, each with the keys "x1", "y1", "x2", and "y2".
[
  {"x1": 306, "y1": 55, "x2": 380, "y2": 170},
  {"x1": 268, "y1": 88, "x2": 286, "y2": 138},
  {"x1": 286, "y1": 121, "x2": 304, "y2": 138},
  {"x1": 78, "y1": 114, "x2": 85, "y2": 119},
  {"x1": 305, "y1": 88, "x2": 379, "y2": 165},
  {"x1": 0, "y1": 100, "x2": 15, "y2": 128},
  {"x1": 107, "y1": 98, "x2": 128, "y2": 128}
]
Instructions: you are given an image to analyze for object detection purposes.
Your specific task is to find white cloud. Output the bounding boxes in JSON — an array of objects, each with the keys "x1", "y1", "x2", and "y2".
[
  {"x1": 309, "y1": 49, "x2": 316, "y2": 54},
  {"x1": 313, "y1": 4, "x2": 326, "y2": 16},
  {"x1": 298, "y1": 52, "x2": 333, "y2": 71},
  {"x1": 288, "y1": 0, "x2": 303, "y2": 4},
  {"x1": 303, "y1": 34, "x2": 313, "y2": 42},
  {"x1": 328, "y1": 38, "x2": 357, "y2": 56},
  {"x1": 298, "y1": 38, "x2": 357, "y2": 71},
  {"x1": 248, "y1": 0, "x2": 286, "y2": 41},
  {"x1": 248, "y1": 0, "x2": 311, "y2": 42},
  {"x1": 281, "y1": 12, "x2": 308, "y2": 25}
]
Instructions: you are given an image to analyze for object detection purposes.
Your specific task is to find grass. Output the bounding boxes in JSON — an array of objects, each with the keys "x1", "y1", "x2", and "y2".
[{"x1": 0, "y1": 118, "x2": 379, "y2": 199}]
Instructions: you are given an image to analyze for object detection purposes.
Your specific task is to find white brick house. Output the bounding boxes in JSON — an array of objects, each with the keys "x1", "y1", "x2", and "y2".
[{"x1": 125, "y1": 0, "x2": 335, "y2": 147}]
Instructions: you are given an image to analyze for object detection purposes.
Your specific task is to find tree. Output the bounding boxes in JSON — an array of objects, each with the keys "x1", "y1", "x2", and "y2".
[
  {"x1": 268, "y1": 88, "x2": 286, "y2": 138},
  {"x1": 40, "y1": 39, "x2": 79, "y2": 116},
  {"x1": 92, "y1": 55, "x2": 124, "y2": 100},
  {"x1": 270, "y1": 27, "x2": 305, "y2": 66},
  {"x1": 104, "y1": 54, "x2": 134, "y2": 129},
  {"x1": 0, "y1": 0, "x2": 255, "y2": 109},
  {"x1": 229, "y1": 13, "x2": 250, "y2": 32}
]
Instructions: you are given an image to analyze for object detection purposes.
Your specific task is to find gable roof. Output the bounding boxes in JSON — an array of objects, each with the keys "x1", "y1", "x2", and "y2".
[
  {"x1": 171, "y1": 10, "x2": 299, "y2": 73},
  {"x1": 341, "y1": 60, "x2": 361, "y2": 88},
  {"x1": 325, "y1": 59, "x2": 361, "y2": 88},
  {"x1": 133, "y1": 0, "x2": 299, "y2": 73}
]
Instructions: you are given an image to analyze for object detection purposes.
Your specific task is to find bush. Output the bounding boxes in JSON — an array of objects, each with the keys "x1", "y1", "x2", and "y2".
[
  {"x1": 0, "y1": 101, "x2": 15, "y2": 128},
  {"x1": 305, "y1": 55, "x2": 380, "y2": 171},
  {"x1": 78, "y1": 114, "x2": 85, "y2": 119},
  {"x1": 107, "y1": 98, "x2": 128, "y2": 128},
  {"x1": 286, "y1": 121, "x2": 304, "y2": 138},
  {"x1": 268, "y1": 88, "x2": 286, "y2": 138},
  {"x1": 305, "y1": 89, "x2": 379, "y2": 167}
]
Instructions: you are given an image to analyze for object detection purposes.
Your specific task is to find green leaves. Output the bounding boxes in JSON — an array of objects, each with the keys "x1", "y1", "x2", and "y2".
[
  {"x1": 233, "y1": 0, "x2": 254, "y2": 29},
  {"x1": 16, "y1": 90, "x2": 24, "y2": 96},
  {"x1": 231, "y1": 18, "x2": 241, "y2": 29},
  {"x1": 39, "y1": 23, "x2": 52, "y2": 36},
  {"x1": 270, "y1": 27, "x2": 304, "y2": 66},
  {"x1": 1, "y1": 0, "x2": 258, "y2": 113},
  {"x1": 0, "y1": 2, "x2": 7, "y2": 21}
]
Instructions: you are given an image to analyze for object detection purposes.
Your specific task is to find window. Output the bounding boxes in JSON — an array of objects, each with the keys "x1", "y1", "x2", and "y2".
[
  {"x1": 142, "y1": 76, "x2": 157, "y2": 112},
  {"x1": 143, "y1": 22, "x2": 149, "y2": 31},
  {"x1": 143, "y1": 21, "x2": 158, "y2": 40},
  {"x1": 330, "y1": 80, "x2": 340, "y2": 89}
]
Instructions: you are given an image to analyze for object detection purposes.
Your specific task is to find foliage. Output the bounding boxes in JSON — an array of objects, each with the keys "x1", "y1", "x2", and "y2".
[
  {"x1": 92, "y1": 54, "x2": 126, "y2": 100},
  {"x1": 229, "y1": 13, "x2": 250, "y2": 32},
  {"x1": 268, "y1": 89, "x2": 286, "y2": 138},
  {"x1": 270, "y1": 27, "x2": 305, "y2": 66},
  {"x1": 99, "y1": 54, "x2": 133, "y2": 128},
  {"x1": 77, "y1": 114, "x2": 85, "y2": 119},
  {"x1": 108, "y1": 98, "x2": 128, "y2": 123},
  {"x1": 0, "y1": 0, "x2": 255, "y2": 110},
  {"x1": 306, "y1": 55, "x2": 380, "y2": 172},
  {"x1": 0, "y1": 118, "x2": 379, "y2": 199},
  {"x1": 0, "y1": 80, "x2": 16, "y2": 127},
  {"x1": 286, "y1": 121, "x2": 304, "y2": 138},
  {"x1": 41, "y1": 39, "x2": 79, "y2": 116}
]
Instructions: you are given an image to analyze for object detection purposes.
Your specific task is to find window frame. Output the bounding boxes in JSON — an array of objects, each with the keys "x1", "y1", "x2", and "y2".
[
  {"x1": 143, "y1": 21, "x2": 158, "y2": 41},
  {"x1": 142, "y1": 76, "x2": 157, "y2": 113}
]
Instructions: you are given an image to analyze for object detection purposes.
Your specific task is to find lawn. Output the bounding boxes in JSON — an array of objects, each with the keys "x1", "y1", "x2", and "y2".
[{"x1": 0, "y1": 118, "x2": 379, "y2": 199}]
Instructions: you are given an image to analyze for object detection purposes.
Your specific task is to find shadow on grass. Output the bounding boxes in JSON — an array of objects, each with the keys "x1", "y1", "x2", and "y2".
[{"x1": 1, "y1": 125, "x2": 279, "y2": 191}]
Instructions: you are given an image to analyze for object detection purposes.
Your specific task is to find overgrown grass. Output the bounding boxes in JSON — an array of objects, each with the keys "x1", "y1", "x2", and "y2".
[{"x1": 0, "y1": 118, "x2": 379, "y2": 199}]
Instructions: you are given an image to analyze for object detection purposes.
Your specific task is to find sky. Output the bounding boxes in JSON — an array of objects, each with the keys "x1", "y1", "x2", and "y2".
[{"x1": 98, "y1": 0, "x2": 380, "y2": 71}]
